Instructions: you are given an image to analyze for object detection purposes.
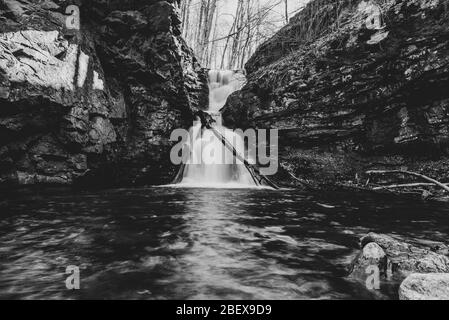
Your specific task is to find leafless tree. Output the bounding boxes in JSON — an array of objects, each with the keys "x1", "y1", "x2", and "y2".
[
  {"x1": 180, "y1": 0, "x2": 305, "y2": 69},
  {"x1": 284, "y1": 0, "x2": 289, "y2": 24}
]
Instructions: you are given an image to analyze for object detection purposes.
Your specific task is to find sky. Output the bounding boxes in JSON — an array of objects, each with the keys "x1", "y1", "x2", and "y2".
[
  {"x1": 213, "y1": 0, "x2": 312, "y2": 45},
  {"x1": 184, "y1": 0, "x2": 312, "y2": 68},
  {"x1": 217, "y1": 0, "x2": 310, "y2": 23}
]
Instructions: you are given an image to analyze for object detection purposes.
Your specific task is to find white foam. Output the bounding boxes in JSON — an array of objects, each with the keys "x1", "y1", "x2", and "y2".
[
  {"x1": 163, "y1": 183, "x2": 272, "y2": 190},
  {"x1": 175, "y1": 70, "x2": 258, "y2": 188}
]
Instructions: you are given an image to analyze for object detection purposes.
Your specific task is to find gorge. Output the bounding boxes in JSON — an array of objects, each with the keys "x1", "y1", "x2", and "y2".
[
  {"x1": 222, "y1": 0, "x2": 449, "y2": 192},
  {"x1": 0, "y1": 0, "x2": 208, "y2": 187},
  {"x1": 1, "y1": 0, "x2": 449, "y2": 301}
]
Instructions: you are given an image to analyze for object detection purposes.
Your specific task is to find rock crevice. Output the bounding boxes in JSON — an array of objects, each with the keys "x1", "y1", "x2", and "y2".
[
  {"x1": 0, "y1": 0, "x2": 208, "y2": 186},
  {"x1": 222, "y1": 0, "x2": 449, "y2": 187}
]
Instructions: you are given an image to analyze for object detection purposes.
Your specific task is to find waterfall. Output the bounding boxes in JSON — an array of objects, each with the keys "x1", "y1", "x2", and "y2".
[{"x1": 176, "y1": 70, "x2": 257, "y2": 188}]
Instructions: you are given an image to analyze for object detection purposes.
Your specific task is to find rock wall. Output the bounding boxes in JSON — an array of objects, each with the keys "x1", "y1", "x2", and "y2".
[
  {"x1": 222, "y1": 0, "x2": 449, "y2": 187},
  {"x1": 0, "y1": 0, "x2": 208, "y2": 186}
]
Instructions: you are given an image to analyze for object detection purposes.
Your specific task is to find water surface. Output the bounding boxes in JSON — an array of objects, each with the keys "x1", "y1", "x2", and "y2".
[{"x1": 1, "y1": 187, "x2": 448, "y2": 299}]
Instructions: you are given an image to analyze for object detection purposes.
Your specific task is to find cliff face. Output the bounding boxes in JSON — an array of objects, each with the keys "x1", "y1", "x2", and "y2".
[
  {"x1": 0, "y1": 0, "x2": 207, "y2": 186},
  {"x1": 222, "y1": 0, "x2": 449, "y2": 187}
]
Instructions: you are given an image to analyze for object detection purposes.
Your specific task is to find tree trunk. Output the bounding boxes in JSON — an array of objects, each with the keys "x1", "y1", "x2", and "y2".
[
  {"x1": 201, "y1": 0, "x2": 217, "y2": 64},
  {"x1": 284, "y1": 0, "x2": 289, "y2": 24},
  {"x1": 367, "y1": 170, "x2": 449, "y2": 193},
  {"x1": 181, "y1": 0, "x2": 192, "y2": 40}
]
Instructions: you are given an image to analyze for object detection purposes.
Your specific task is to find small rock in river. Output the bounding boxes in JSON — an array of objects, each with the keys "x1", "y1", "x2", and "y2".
[
  {"x1": 363, "y1": 242, "x2": 386, "y2": 260},
  {"x1": 349, "y1": 242, "x2": 387, "y2": 279}
]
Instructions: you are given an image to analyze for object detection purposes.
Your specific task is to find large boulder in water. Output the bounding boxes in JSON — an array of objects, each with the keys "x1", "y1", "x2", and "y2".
[
  {"x1": 399, "y1": 273, "x2": 449, "y2": 300},
  {"x1": 349, "y1": 233, "x2": 449, "y2": 285}
]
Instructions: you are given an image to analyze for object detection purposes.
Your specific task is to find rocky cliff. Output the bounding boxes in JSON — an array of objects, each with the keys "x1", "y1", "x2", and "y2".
[
  {"x1": 222, "y1": 0, "x2": 449, "y2": 189},
  {"x1": 0, "y1": 0, "x2": 207, "y2": 186}
]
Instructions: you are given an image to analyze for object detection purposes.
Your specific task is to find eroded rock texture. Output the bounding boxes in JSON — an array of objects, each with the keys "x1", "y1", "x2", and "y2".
[
  {"x1": 222, "y1": 0, "x2": 449, "y2": 187},
  {"x1": 349, "y1": 232, "x2": 449, "y2": 295},
  {"x1": 399, "y1": 273, "x2": 449, "y2": 300},
  {"x1": 0, "y1": 0, "x2": 207, "y2": 186}
]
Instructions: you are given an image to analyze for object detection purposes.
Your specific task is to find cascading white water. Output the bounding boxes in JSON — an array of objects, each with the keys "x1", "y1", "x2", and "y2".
[{"x1": 177, "y1": 70, "x2": 257, "y2": 188}]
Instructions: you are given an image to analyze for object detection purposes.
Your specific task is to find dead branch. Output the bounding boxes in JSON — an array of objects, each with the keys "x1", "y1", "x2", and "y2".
[
  {"x1": 372, "y1": 182, "x2": 449, "y2": 190},
  {"x1": 366, "y1": 170, "x2": 449, "y2": 193}
]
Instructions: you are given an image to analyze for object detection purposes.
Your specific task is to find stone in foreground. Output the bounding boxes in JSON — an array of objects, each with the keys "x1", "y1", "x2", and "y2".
[
  {"x1": 349, "y1": 233, "x2": 449, "y2": 283},
  {"x1": 399, "y1": 273, "x2": 449, "y2": 300}
]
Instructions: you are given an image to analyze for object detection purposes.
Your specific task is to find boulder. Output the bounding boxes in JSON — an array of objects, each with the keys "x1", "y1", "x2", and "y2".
[
  {"x1": 399, "y1": 273, "x2": 449, "y2": 300},
  {"x1": 350, "y1": 242, "x2": 387, "y2": 279},
  {"x1": 360, "y1": 233, "x2": 449, "y2": 276},
  {"x1": 349, "y1": 233, "x2": 449, "y2": 284}
]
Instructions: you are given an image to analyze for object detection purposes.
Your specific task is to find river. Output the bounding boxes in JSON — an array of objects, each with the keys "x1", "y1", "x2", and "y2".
[{"x1": 1, "y1": 186, "x2": 448, "y2": 299}]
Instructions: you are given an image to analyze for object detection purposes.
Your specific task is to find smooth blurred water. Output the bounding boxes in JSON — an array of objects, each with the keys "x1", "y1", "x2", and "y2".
[
  {"x1": 179, "y1": 70, "x2": 255, "y2": 187},
  {"x1": 0, "y1": 187, "x2": 448, "y2": 300}
]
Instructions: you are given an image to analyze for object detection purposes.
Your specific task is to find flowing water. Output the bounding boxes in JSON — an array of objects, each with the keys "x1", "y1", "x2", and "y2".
[
  {"x1": 0, "y1": 186, "x2": 449, "y2": 300},
  {"x1": 177, "y1": 70, "x2": 256, "y2": 188},
  {"x1": 2, "y1": 71, "x2": 449, "y2": 300}
]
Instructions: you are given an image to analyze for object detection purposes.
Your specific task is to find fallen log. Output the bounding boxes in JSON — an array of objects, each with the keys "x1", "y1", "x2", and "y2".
[
  {"x1": 367, "y1": 170, "x2": 449, "y2": 193},
  {"x1": 172, "y1": 163, "x2": 186, "y2": 184},
  {"x1": 373, "y1": 182, "x2": 449, "y2": 190},
  {"x1": 283, "y1": 169, "x2": 311, "y2": 188},
  {"x1": 209, "y1": 126, "x2": 279, "y2": 189}
]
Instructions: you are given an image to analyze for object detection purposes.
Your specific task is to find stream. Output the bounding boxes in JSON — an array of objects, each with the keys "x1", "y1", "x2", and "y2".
[{"x1": 1, "y1": 187, "x2": 448, "y2": 299}]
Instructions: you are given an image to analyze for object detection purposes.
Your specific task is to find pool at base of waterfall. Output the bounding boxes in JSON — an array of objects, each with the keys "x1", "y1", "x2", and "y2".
[{"x1": 1, "y1": 186, "x2": 448, "y2": 299}]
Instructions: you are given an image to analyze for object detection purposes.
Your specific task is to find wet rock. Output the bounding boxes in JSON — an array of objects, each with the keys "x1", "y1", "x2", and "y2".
[
  {"x1": 349, "y1": 233, "x2": 449, "y2": 284},
  {"x1": 349, "y1": 242, "x2": 387, "y2": 279},
  {"x1": 222, "y1": 0, "x2": 449, "y2": 187},
  {"x1": 0, "y1": 0, "x2": 208, "y2": 186},
  {"x1": 0, "y1": 30, "x2": 78, "y2": 90},
  {"x1": 399, "y1": 273, "x2": 449, "y2": 300}
]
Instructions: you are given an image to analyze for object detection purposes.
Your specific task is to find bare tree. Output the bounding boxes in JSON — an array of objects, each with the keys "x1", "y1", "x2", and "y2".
[
  {"x1": 284, "y1": 0, "x2": 289, "y2": 24},
  {"x1": 180, "y1": 0, "x2": 301, "y2": 69}
]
